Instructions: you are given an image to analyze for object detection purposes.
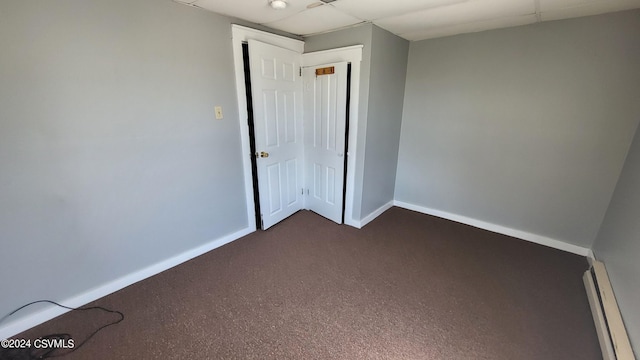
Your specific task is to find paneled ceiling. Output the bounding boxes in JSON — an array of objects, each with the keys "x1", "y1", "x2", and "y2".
[{"x1": 174, "y1": 0, "x2": 640, "y2": 41}]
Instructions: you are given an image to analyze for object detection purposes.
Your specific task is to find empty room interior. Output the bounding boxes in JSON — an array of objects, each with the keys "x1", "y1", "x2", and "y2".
[{"x1": 1, "y1": 0, "x2": 639, "y2": 359}]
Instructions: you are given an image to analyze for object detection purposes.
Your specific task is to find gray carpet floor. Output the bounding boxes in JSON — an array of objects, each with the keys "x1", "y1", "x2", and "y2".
[{"x1": 12, "y1": 207, "x2": 601, "y2": 359}]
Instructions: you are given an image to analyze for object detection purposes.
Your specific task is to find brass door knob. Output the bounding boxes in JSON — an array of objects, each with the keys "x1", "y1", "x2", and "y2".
[{"x1": 260, "y1": 151, "x2": 269, "y2": 158}]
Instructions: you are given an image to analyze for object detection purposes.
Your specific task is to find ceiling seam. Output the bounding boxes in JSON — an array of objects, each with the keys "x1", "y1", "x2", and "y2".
[
  {"x1": 364, "y1": 0, "x2": 470, "y2": 22},
  {"x1": 535, "y1": 0, "x2": 542, "y2": 22}
]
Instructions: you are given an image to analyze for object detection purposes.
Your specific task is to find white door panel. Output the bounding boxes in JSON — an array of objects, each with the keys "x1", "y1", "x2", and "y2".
[
  {"x1": 303, "y1": 62, "x2": 348, "y2": 224},
  {"x1": 249, "y1": 39, "x2": 304, "y2": 230}
]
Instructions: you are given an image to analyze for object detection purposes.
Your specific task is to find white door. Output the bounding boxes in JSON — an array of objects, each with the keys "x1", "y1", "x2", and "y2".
[
  {"x1": 249, "y1": 39, "x2": 304, "y2": 230},
  {"x1": 303, "y1": 62, "x2": 348, "y2": 224}
]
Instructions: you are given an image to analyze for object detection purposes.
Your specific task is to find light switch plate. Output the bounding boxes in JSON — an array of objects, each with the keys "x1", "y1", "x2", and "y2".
[{"x1": 214, "y1": 106, "x2": 223, "y2": 120}]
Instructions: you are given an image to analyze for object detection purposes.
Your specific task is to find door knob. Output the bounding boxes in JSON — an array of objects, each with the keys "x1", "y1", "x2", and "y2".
[{"x1": 260, "y1": 151, "x2": 269, "y2": 158}]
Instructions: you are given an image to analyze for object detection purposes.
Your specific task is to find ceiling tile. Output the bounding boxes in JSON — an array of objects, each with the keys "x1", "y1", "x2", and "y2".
[
  {"x1": 397, "y1": 14, "x2": 537, "y2": 41},
  {"x1": 191, "y1": 0, "x2": 319, "y2": 24},
  {"x1": 331, "y1": 0, "x2": 469, "y2": 20},
  {"x1": 540, "y1": 0, "x2": 640, "y2": 21},
  {"x1": 375, "y1": 0, "x2": 535, "y2": 36},
  {"x1": 177, "y1": 0, "x2": 640, "y2": 41},
  {"x1": 265, "y1": 5, "x2": 364, "y2": 36},
  {"x1": 539, "y1": 0, "x2": 600, "y2": 12}
]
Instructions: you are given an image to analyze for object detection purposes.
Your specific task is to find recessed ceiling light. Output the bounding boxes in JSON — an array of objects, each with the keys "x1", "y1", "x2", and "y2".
[{"x1": 269, "y1": 0, "x2": 288, "y2": 10}]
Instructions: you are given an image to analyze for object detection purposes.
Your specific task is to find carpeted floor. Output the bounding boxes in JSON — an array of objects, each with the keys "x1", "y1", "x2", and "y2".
[{"x1": 11, "y1": 207, "x2": 601, "y2": 359}]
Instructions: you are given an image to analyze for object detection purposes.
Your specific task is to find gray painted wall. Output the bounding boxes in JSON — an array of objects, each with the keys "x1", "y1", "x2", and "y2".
[
  {"x1": 593, "y1": 124, "x2": 640, "y2": 351},
  {"x1": 360, "y1": 26, "x2": 409, "y2": 218},
  {"x1": 0, "y1": 0, "x2": 249, "y2": 320},
  {"x1": 395, "y1": 10, "x2": 640, "y2": 247},
  {"x1": 304, "y1": 24, "x2": 373, "y2": 220}
]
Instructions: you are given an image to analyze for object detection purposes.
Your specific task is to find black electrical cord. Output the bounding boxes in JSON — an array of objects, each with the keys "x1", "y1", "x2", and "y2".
[{"x1": 0, "y1": 300, "x2": 124, "y2": 359}]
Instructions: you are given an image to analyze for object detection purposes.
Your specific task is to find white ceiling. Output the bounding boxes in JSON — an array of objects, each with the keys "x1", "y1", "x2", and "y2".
[{"x1": 174, "y1": 0, "x2": 640, "y2": 41}]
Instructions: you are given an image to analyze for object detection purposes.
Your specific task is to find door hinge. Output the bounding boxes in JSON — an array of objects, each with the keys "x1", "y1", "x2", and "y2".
[
  {"x1": 307, "y1": 189, "x2": 310, "y2": 195},
  {"x1": 299, "y1": 67, "x2": 302, "y2": 77},
  {"x1": 260, "y1": 214, "x2": 264, "y2": 229},
  {"x1": 301, "y1": 188, "x2": 304, "y2": 195}
]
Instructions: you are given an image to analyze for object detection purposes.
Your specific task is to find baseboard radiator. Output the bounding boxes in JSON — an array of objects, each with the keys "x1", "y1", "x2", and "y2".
[{"x1": 583, "y1": 260, "x2": 636, "y2": 360}]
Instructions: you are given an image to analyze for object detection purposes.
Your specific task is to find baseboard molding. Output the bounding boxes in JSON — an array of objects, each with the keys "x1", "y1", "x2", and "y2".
[
  {"x1": 586, "y1": 249, "x2": 596, "y2": 266},
  {"x1": 344, "y1": 217, "x2": 360, "y2": 228},
  {"x1": 354, "y1": 200, "x2": 394, "y2": 229},
  {"x1": 0, "y1": 227, "x2": 253, "y2": 339},
  {"x1": 393, "y1": 201, "x2": 591, "y2": 256}
]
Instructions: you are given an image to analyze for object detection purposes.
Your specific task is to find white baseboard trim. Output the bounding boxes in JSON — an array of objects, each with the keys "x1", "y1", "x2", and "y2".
[
  {"x1": 586, "y1": 249, "x2": 596, "y2": 266},
  {"x1": 393, "y1": 201, "x2": 591, "y2": 257},
  {"x1": 354, "y1": 200, "x2": 394, "y2": 229},
  {"x1": 0, "y1": 227, "x2": 253, "y2": 339}
]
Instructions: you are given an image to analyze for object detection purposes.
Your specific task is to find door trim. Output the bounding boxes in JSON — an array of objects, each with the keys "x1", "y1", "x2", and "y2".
[
  {"x1": 232, "y1": 24, "x2": 363, "y2": 230},
  {"x1": 231, "y1": 25, "x2": 304, "y2": 231},
  {"x1": 302, "y1": 46, "x2": 363, "y2": 228}
]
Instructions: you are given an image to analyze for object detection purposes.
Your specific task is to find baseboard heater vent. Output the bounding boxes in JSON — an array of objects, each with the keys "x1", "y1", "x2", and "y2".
[{"x1": 583, "y1": 260, "x2": 636, "y2": 360}]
